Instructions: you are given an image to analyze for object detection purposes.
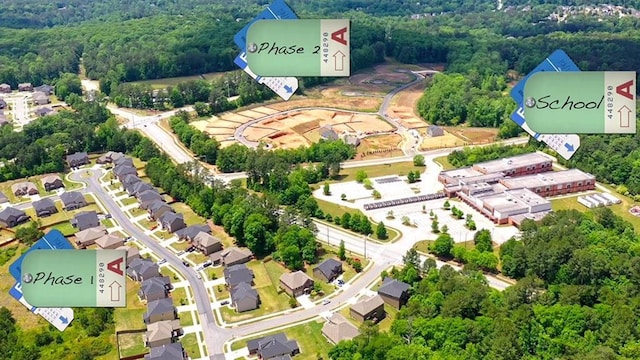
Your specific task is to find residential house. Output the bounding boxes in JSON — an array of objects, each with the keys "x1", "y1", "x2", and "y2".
[
  {"x1": 74, "y1": 225, "x2": 108, "y2": 248},
  {"x1": 149, "y1": 201, "x2": 173, "y2": 220},
  {"x1": 128, "y1": 258, "x2": 160, "y2": 282},
  {"x1": 159, "y1": 212, "x2": 185, "y2": 233},
  {"x1": 321, "y1": 313, "x2": 360, "y2": 344},
  {"x1": 220, "y1": 247, "x2": 253, "y2": 266},
  {"x1": 113, "y1": 164, "x2": 137, "y2": 181},
  {"x1": 71, "y1": 210, "x2": 100, "y2": 231},
  {"x1": 95, "y1": 233, "x2": 124, "y2": 249},
  {"x1": 138, "y1": 190, "x2": 163, "y2": 210},
  {"x1": 279, "y1": 271, "x2": 314, "y2": 297},
  {"x1": 319, "y1": 125, "x2": 339, "y2": 140},
  {"x1": 18, "y1": 83, "x2": 33, "y2": 92},
  {"x1": 377, "y1": 277, "x2": 411, "y2": 309},
  {"x1": 350, "y1": 294, "x2": 385, "y2": 323},
  {"x1": 0, "y1": 207, "x2": 29, "y2": 228},
  {"x1": 427, "y1": 125, "x2": 444, "y2": 137},
  {"x1": 34, "y1": 84, "x2": 54, "y2": 95},
  {"x1": 230, "y1": 282, "x2": 260, "y2": 312},
  {"x1": 114, "y1": 156, "x2": 134, "y2": 167},
  {"x1": 11, "y1": 182, "x2": 38, "y2": 196},
  {"x1": 313, "y1": 258, "x2": 343, "y2": 283},
  {"x1": 193, "y1": 231, "x2": 222, "y2": 255},
  {"x1": 0, "y1": 98, "x2": 6, "y2": 109},
  {"x1": 0, "y1": 83, "x2": 11, "y2": 93},
  {"x1": 117, "y1": 245, "x2": 141, "y2": 264},
  {"x1": 176, "y1": 224, "x2": 211, "y2": 242},
  {"x1": 144, "y1": 319, "x2": 183, "y2": 348},
  {"x1": 96, "y1": 151, "x2": 125, "y2": 164},
  {"x1": 66, "y1": 152, "x2": 90, "y2": 168},
  {"x1": 144, "y1": 343, "x2": 187, "y2": 360},
  {"x1": 34, "y1": 107, "x2": 54, "y2": 117},
  {"x1": 0, "y1": 191, "x2": 8, "y2": 204},
  {"x1": 60, "y1": 191, "x2": 87, "y2": 210},
  {"x1": 42, "y1": 174, "x2": 64, "y2": 191},
  {"x1": 33, "y1": 198, "x2": 58, "y2": 217},
  {"x1": 121, "y1": 174, "x2": 142, "y2": 191},
  {"x1": 224, "y1": 264, "x2": 254, "y2": 287},
  {"x1": 209, "y1": 250, "x2": 223, "y2": 266},
  {"x1": 32, "y1": 91, "x2": 50, "y2": 105},
  {"x1": 247, "y1": 333, "x2": 300, "y2": 359},
  {"x1": 139, "y1": 276, "x2": 173, "y2": 302},
  {"x1": 143, "y1": 298, "x2": 178, "y2": 324},
  {"x1": 131, "y1": 182, "x2": 154, "y2": 198}
]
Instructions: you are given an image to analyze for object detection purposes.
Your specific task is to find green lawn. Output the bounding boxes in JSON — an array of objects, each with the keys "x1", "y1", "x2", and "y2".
[
  {"x1": 128, "y1": 71, "x2": 223, "y2": 89},
  {"x1": 129, "y1": 207, "x2": 148, "y2": 218},
  {"x1": 62, "y1": 176, "x2": 83, "y2": 191},
  {"x1": 171, "y1": 202, "x2": 205, "y2": 226},
  {"x1": 181, "y1": 333, "x2": 201, "y2": 359},
  {"x1": 550, "y1": 192, "x2": 640, "y2": 232},
  {"x1": 171, "y1": 240, "x2": 191, "y2": 251},
  {"x1": 139, "y1": 218, "x2": 157, "y2": 230},
  {"x1": 179, "y1": 313, "x2": 194, "y2": 327},
  {"x1": 414, "y1": 239, "x2": 475, "y2": 254},
  {"x1": 186, "y1": 252, "x2": 209, "y2": 264},
  {"x1": 121, "y1": 197, "x2": 139, "y2": 206},
  {"x1": 114, "y1": 279, "x2": 146, "y2": 332},
  {"x1": 107, "y1": 183, "x2": 121, "y2": 191},
  {"x1": 220, "y1": 260, "x2": 291, "y2": 323},
  {"x1": 172, "y1": 287, "x2": 188, "y2": 307},
  {"x1": 335, "y1": 161, "x2": 423, "y2": 182},
  {"x1": 102, "y1": 218, "x2": 115, "y2": 228},
  {"x1": 230, "y1": 320, "x2": 333, "y2": 359},
  {"x1": 117, "y1": 332, "x2": 147, "y2": 358},
  {"x1": 434, "y1": 155, "x2": 455, "y2": 170},
  {"x1": 49, "y1": 221, "x2": 76, "y2": 236},
  {"x1": 207, "y1": 266, "x2": 224, "y2": 281}
]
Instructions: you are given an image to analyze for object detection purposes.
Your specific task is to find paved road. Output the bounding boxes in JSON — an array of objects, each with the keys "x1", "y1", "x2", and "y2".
[{"x1": 67, "y1": 170, "x2": 222, "y2": 358}]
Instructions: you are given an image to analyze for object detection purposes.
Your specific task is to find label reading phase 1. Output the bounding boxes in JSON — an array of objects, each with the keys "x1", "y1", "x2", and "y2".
[
  {"x1": 246, "y1": 19, "x2": 350, "y2": 77},
  {"x1": 524, "y1": 71, "x2": 636, "y2": 134},
  {"x1": 21, "y1": 249, "x2": 127, "y2": 307}
]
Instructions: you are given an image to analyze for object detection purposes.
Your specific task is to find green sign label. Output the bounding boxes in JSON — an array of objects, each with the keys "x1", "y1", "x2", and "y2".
[
  {"x1": 524, "y1": 71, "x2": 636, "y2": 134},
  {"x1": 246, "y1": 19, "x2": 350, "y2": 77},
  {"x1": 22, "y1": 250, "x2": 127, "y2": 307}
]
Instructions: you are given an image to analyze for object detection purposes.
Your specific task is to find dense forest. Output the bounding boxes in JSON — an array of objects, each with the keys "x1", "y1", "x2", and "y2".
[{"x1": 330, "y1": 209, "x2": 640, "y2": 359}]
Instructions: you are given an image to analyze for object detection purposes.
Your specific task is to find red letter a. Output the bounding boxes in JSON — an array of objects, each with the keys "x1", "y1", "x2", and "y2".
[
  {"x1": 107, "y1": 258, "x2": 124, "y2": 276},
  {"x1": 331, "y1": 27, "x2": 348, "y2": 46},
  {"x1": 616, "y1": 80, "x2": 634, "y2": 100}
]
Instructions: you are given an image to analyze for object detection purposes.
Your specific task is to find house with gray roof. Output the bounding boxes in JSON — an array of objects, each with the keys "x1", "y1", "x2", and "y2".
[
  {"x1": 319, "y1": 125, "x2": 339, "y2": 140},
  {"x1": 33, "y1": 197, "x2": 58, "y2": 217},
  {"x1": 221, "y1": 247, "x2": 253, "y2": 266},
  {"x1": 132, "y1": 182, "x2": 154, "y2": 198},
  {"x1": 113, "y1": 164, "x2": 137, "y2": 181},
  {"x1": 279, "y1": 271, "x2": 314, "y2": 297},
  {"x1": 427, "y1": 125, "x2": 444, "y2": 137},
  {"x1": 74, "y1": 225, "x2": 108, "y2": 248},
  {"x1": 114, "y1": 156, "x2": 134, "y2": 167},
  {"x1": 159, "y1": 212, "x2": 185, "y2": 233},
  {"x1": 176, "y1": 224, "x2": 211, "y2": 242},
  {"x1": 35, "y1": 107, "x2": 55, "y2": 117},
  {"x1": 71, "y1": 210, "x2": 100, "y2": 231},
  {"x1": 18, "y1": 83, "x2": 32, "y2": 92},
  {"x1": 350, "y1": 294, "x2": 385, "y2": 323},
  {"x1": 139, "y1": 276, "x2": 172, "y2": 302},
  {"x1": 32, "y1": 91, "x2": 50, "y2": 105},
  {"x1": 224, "y1": 264, "x2": 254, "y2": 287},
  {"x1": 377, "y1": 277, "x2": 411, "y2": 309},
  {"x1": 42, "y1": 174, "x2": 63, "y2": 191},
  {"x1": 122, "y1": 174, "x2": 141, "y2": 190},
  {"x1": 11, "y1": 182, "x2": 38, "y2": 196},
  {"x1": 247, "y1": 333, "x2": 300, "y2": 359},
  {"x1": 95, "y1": 233, "x2": 124, "y2": 249},
  {"x1": 193, "y1": 231, "x2": 222, "y2": 255},
  {"x1": 66, "y1": 152, "x2": 89, "y2": 168},
  {"x1": 230, "y1": 282, "x2": 260, "y2": 312},
  {"x1": 0, "y1": 83, "x2": 11, "y2": 93},
  {"x1": 144, "y1": 342, "x2": 187, "y2": 360},
  {"x1": 144, "y1": 319, "x2": 183, "y2": 348},
  {"x1": 143, "y1": 298, "x2": 177, "y2": 324},
  {"x1": 138, "y1": 190, "x2": 163, "y2": 209},
  {"x1": 0, "y1": 207, "x2": 29, "y2": 228},
  {"x1": 322, "y1": 313, "x2": 360, "y2": 344},
  {"x1": 96, "y1": 151, "x2": 124, "y2": 164},
  {"x1": 128, "y1": 258, "x2": 160, "y2": 282},
  {"x1": 313, "y1": 258, "x2": 343, "y2": 283},
  {"x1": 149, "y1": 200, "x2": 172, "y2": 220},
  {"x1": 60, "y1": 191, "x2": 87, "y2": 210},
  {"x1": 34, "y1": 84, "x2": 54, "y2": 95}
]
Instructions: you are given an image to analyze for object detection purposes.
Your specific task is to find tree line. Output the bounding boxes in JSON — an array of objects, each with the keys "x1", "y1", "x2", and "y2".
[{"x1": 330, "y1": 209, "x2": 640, "y2": 359}]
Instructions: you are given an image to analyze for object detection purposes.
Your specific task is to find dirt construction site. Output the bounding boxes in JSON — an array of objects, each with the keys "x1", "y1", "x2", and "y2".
[{"x1": 189, "y1": 63, "x2": 497, "y2": 152}]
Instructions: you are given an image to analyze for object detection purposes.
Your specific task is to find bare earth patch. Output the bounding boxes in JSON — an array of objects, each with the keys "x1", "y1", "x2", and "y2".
[
  {"x1": 356, "y1": 134, "x2": 405, "y2": 159},
  {"x1": 443, "y1": 127, "x2": 499, "y2": 144}
]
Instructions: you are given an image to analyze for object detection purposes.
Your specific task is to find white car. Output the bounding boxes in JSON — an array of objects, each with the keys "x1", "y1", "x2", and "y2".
[
  {"x1": 158, "y1": 258, "x2": 167, "y2": 264},
  {"x1": 196, "y1": 273, "x2": 201, "y2": 279},
  {"x1": 322, "y1": 300, "x2": 331, "y2": 305}
]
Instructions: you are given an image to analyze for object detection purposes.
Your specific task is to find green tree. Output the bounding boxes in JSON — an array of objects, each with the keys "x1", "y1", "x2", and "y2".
[
  {"x1": 430, "y1": 233, "x2": 454, "y2": 257},
  {"x1": 376, "y1": 221, "x2": 388, "y2": 240},
  {"x1": 413, "y1": 154, "x2": 425, "y2": 166},
  {"x1": 338, "y1": 240, "x2": 346, "y2": 260},
  {"x1": 356, "y1": 170, "x2": 368, "y2": 183},
  {"x1": 431, "y1": 218, "x2": 440, "y2": 233},
  {"x1": 54, "y1": 73, "x2": 83, "y2": 101},
  {"x1": 474, "y1": 229, "x2": 493, "y2": 253},
  {"x1": 443, "y1": 200, "x2": 451, "y2": 209},
  {"x1": 15, "y1": 222, "x2": 44, "y2": 246},
  {"x1": 323, "y1": 182, "x2": 331, "y2": 195}
]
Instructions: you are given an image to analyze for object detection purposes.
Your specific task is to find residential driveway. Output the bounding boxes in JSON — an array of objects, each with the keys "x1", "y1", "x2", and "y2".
[{"x1": 297, "y1": 295, "x2": 315, "y2": 309}]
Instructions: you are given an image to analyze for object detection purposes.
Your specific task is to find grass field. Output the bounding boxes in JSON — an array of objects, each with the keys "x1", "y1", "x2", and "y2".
[
  {"x1": 121, "y1": 197, "x2": 139, "y2": 206},
  {"x1": 117, "y1": 332, "x2": 147, "y2": 358},
  {"x1": 550, "y1": 191, "x2": 640, "y2": 232},
  {"x1": 172, "y1": 202, "x2": 205, "y2": 226},
  {"x1": 433, "y1": 155, "x2": 455, "y2": 170},
  {"x1": 128, "y1": 72, "x2": 224, "y2": 89},
  {"x1": 115, "y1": 279, "x2": 146, "y2": 332},
  {"x1": 230, "y1": 320, "x2": 333, "y2": 359},
  {"x1": 335, "y1": 162, "x2": 423, "y2": 182},
  {"x1": 172, "y1": 287, "x2": 188, "y2": 306},
  {"x1": 181, "y1": 333, "x2": 201, "y2": 359}
]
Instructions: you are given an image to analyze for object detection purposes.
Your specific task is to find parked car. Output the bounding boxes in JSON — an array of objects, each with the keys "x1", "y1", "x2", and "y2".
[
  {"x1": 322, "y1": 300, "x2": 331, "y2": 305},
  {"x1": 221, "y1": 300, "x2": 229, "y2": 306},
  {"x1": 177, "y1": 250, "x2": 185, "y2": 256},
  {"x1": 182, "y1": 261, "x2": 190, "y2": 267},
  {"x1": 105, "y1": 214, "x2": 112, "y2": 219}
]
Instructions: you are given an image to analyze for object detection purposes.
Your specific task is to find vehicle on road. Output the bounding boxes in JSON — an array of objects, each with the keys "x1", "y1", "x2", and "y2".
[
  {"x1": 158, "y1": 258, "x2": 167, "y2": 264},
  {"x1": 186, "y1": 246, "x2": 196, "y2": 252},
  {"x1": 196, "y1": 273, "x2": 201, "y2": 279},
  {"x1": 322, "y1": 300, "x2": 331, "y2": 305},
  {"x1": 182, "y1": 261, "x2": 190, "y2": 267}
]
